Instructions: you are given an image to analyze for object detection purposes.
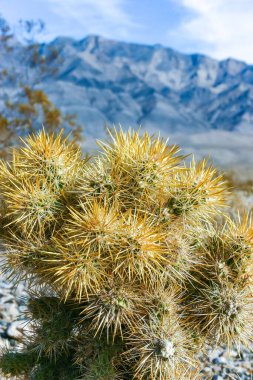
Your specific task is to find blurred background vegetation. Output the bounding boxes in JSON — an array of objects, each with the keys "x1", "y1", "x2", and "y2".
[{"x1": 0, "y1": 15, "x2": 82, "y2": 159}]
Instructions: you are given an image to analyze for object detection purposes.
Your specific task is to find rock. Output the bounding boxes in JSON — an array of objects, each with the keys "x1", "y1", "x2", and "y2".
[
  {"x1": 6, "y1": 320, "x2": 25, "y2": 339},
  {"x1": 13, "y1": 283, "x2": 27, "y2": 300},
  {"x1": 6, "y1": 303, "x2": 20, "y2": 321},
  {"x1": 215, "y1": 357, "x2": 227, "y2": 365},
  {"x1": 19, "y1": 305, "x2": 27, "y2": 313},
  {"x1": 0, "y1": 281, "x2": 12, "y2": 289},
  {"x1": 0, "y1": 295, "x2": 14, "y2": 304},
  {"x1": 202, "y1": 366, "x2": 212, "y2": 373},
  {"x1": 209, "y1": 348, "x2": 223, "y2": 361}
]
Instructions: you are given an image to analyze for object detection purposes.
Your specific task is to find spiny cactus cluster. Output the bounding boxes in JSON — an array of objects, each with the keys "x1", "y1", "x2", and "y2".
[{"x1": 0, "y1": 128, "x2": 252, "y2": 380}]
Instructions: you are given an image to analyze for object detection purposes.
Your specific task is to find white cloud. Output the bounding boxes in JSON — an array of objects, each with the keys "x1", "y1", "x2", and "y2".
[
  {"x1": 45, "y1": 0, "x2": 140, "y2": 40},
  {"x1": 168, "y1": 0, "x2": 253, "y2": 63}
]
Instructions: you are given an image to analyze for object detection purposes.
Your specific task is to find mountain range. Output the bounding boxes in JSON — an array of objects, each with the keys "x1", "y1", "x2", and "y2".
[{"x1": 1, "y1": 34, "x2": 253, "y2": 173}]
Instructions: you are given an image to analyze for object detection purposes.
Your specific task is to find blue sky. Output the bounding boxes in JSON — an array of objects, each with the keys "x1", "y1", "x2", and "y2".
[{"x1": 1, "y1": 0, "x2": 253, "y2": 63}]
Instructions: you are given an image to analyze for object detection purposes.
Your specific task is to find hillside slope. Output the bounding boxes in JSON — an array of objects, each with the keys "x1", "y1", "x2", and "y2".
[{"x1": 1, "y1": 35, "x2": 253, "y2": 172}]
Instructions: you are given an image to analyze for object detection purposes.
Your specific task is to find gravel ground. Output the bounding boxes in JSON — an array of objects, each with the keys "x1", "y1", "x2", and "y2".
[
  {"x1": 0, "y1": 276, "x2": 252, "y2": 380},
  {"x1": 199, "y1": 346, "x2": 253, "y2": 380}
]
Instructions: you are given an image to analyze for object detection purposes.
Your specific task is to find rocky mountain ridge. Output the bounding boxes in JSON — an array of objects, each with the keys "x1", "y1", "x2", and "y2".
[{"x1": 1, "y1": 34, "x2": 253, "y2": 171}]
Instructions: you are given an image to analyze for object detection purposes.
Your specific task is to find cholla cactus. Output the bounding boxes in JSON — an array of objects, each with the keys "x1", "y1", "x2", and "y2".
[{"x1": 0, "y1": 128, "x2": 252, "y2": 380}]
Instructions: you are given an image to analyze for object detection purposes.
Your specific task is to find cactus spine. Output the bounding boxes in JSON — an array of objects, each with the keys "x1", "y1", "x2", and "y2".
[{"x1": 0, "y1": 128, "x2": 252, "y2": 380}]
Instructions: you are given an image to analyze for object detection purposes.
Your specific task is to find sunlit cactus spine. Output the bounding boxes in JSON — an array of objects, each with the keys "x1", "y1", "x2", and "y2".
[{"x1": 0, "y1": 127, "x2": 252, "y2": 380}]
